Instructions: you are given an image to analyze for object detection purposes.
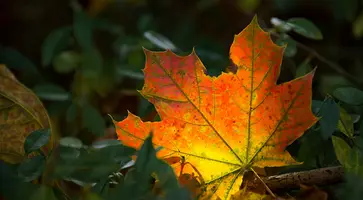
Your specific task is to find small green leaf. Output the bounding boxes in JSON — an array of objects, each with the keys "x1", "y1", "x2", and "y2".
[
  {"x1": 109, "y1": 133, "x2": 189, "y2": 199},
  {"x1": 276, "y1": 34, "x2": 297, "y2": 57},
  {"x1": 287, "y1": 18, "x2": 323, "y2": 40},
  {"x1": 0, "y1": 161, "x2": 39, "y2": 200},
  {"x1": 295, "y1": 129, "x2": 324, "y2": 166},
  {"x1": 33, "y1": 83, "x2": 71, "y2": 101},
  {"x1": 59, "y1": 146, "x2": 81, "y2": 160},
  {"x1": 42, "y1": 26, "x2": 73, "y2": 67},
  {"x1": 319, "y1": 75, "x2": 352, "y2": 95},
  {"x1": 73, "y1": 10, "x2": 103, "y2": 76},
  {"x1": 93, "y1": 18, "x2": 123, "y2": 35},
  {"x1": 91, "y1": 177, "x2": 110, "y2": 197},
  {"x1": 66, "y1": 103, "x2": 78, "y2": 122},
  {"x1": 53, "y1": 51, "x2": 81, "y2": 74},
  {"x1": 295, "y1": 57, "x2": 313, "y2": 78},
  {"x1": 137, "y1": 97, "x2": 154, "y2": 118},
  {"x1": 81, "y1": 49, "x2": 103, "y2": 77},
  {"x1": 0, "y1": 46, "x2": 43, "y2": 84},
  {"x1": 315, "y1": 97, "x2": 340, "y2": 139},
  {"x1": 332, "y1": 136, "x2": 363, "y2": 176},
  {"x1": 46, "y1": 101, "x2": 72, "y2": 117},
  {"x1": 332, "y1": 136, "x2": 351, "y2": 167},
  {"x1": 236, "y1": 0, "x2": 261, "y2": 13},
  {"x1": 81, "y1": 103, "x2": 106, "y2": 136},
  {"x1": 59, "y1": 137, "x2": 83, "y2": 149},
  {"x1": 338, "y1": 107, "x2": 355, "y2": 138},
  {"x1": 333, "y1": 87, "x2": 363, "y2": 105},
  {"x1": 73, "y1": 10, "x2": 94, "y2": 50},
  {"x1": 143, "y1": 31, "x2": 178, "y2": 51},
  {"x1": 92, "y1": 139, "x2": 123, "y2": 149},
  {"x1": 96, "y1": 145, "x2": 135, "y2": 164},
  {"x1": 17, "y1": 155, "x2": 45, "y2": 182},
  {"x1": 336, "y1": 173, "x2": 363, "y2": 200},
  {"x1": 117, "y1": 68, "x2": 144, "y2": 80},
  {"x1": 30, "y1": 185, "x2": 58, "y2": 200},
  {"x1": 353, "y1": 11, "x2": 363, "y2": 39},
  {"x1": 54, "y1": 149, "x2": 121, "y2": 183},
  {"x1": 84, "y1": 193, "x2": 103, "y2": 200},
  {"x1": 24, "y1": 129, "x2": 51, "y2": 154}
]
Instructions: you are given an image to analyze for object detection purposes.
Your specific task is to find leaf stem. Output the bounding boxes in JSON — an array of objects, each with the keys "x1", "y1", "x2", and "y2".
[{"x1": 250, "y1": 167, "x2": 276, "y2": 198}]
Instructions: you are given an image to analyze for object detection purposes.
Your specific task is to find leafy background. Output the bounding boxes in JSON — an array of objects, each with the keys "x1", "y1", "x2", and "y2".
[{"x1": 2, "y1": 0, "x2": 363, "y2": 199}]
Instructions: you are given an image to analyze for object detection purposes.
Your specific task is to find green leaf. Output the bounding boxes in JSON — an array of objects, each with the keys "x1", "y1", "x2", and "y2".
[
  {"x1": 336, "y1": 173, "x2": 363, "y2": 200},
  {"x1": 338, "y1": 107, "x2": 355, "y2": 138},
  {"x1": 287, "y1": 18, "x2": 323, "y2": 40},
  {"x1": 93, "y1": 18, "x2": 123, "y2": 35},
  {"x1": 275, "y1": 34, "x2": 297, "y2": 57},
  {"x1": 117, "y1": 68, "x2": 144, "y2": 80},
  {"x1": 91, "y1": 177, "x2": 110, "y2": 197},
  {"x1": 92, "y1": 139, "x2": 124, "y2": 149},
  {"x1": 73, "y1": 10, "x2": 94, "y2": 50},
  {"x1": 46, "y1": 101, "x2": 72, "y2": 117},
  {"x1": 17, "y1": 155, "x2": 45, "y2": 182},
  {"x1": 0, "y1": 46, "x2": 43, "y2": 85},
  {"x1": 332, "y1": 136, "x2": 363, "y2": 176},
  {"x1": 59, "y1": 137, "x2": 83, "y2": 149},
  {"x1": 59, "y1": 146, "x2": 81, "y2": 160},
  {"x1": 24, "y1": 129, "x2": 51, "y2": 154},
  {"x1": 314, "y1": 97, "x2": 340, "y2": 139},
  {"x1": 295, "y1": 58, "x2": 313, "y2": 78},
  {"x1": 81, "y1": 49, "x2": 103, "y2": 77},
  {"x1": 30, "y1": 185, "x2": 58, "y2": 200},
  {"x1": 330, "y1": 0, "x2": 359, "y2": 22},
  {"x1": 41, "y1": 26, "x2": 73, "y2": 67},
  {"x1": 90, "y1": 142, "x2": 136, "y2": 164},
  {"x1": 0, "y1": 161, "x2": 39, "y2": 200},
  {"x1": 54, "y1": 139, "x2": 134, "y2": 183},
  {"x1": 236, "y1": 0, "x2": 261, "y2": 13},
  {"x1": 84, "y1": 193, "x2": 103, "y2": 200},
  {"x1": 137, "y1": 97, "x2": 154, "y2": 118},
  {"x1": 294, "y1": 129, "x2": 324, "y2": 166},
  {"x1": 33, "y1": 83, "x2": 71, "y2": 101},
  {"x1": 54, "y1": 151, "x2": 121, "y2": 183},
  {"x1": 110, "y1": 133, "x2": 189, "y2": 199},
  {"x1": 319, "y1": 75, "x2": 352, "y2": 95},
  {"x1": 81, "y1": 102, "x2": 106, "y2": 136},
  {"x1": 73, "y1": 10, "x2": 103, "y2": 76},
  {"x1": 66, "y1": 103, "x2": 78, "y2": 122},
  {"x1": 53, "y1": 51, "x2": 81, "y2": 74},
  {"x1": 143, "y1": 31, "x2": 178, "y2": 51},
  {"x1": 333, "y1": 87, "x2": 363, "y2": 105},
  {"x1": 353, "y1": 11, "x2": 363, "y2": 39}
]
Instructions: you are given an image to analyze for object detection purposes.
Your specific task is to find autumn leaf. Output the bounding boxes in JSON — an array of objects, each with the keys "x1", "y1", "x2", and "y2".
[
  {"x1": 0, "y1": 64, "x2": 54, "y2": 164},
  {"x1": 112, "y1": 16, "x2": 318, "y2": 199}
]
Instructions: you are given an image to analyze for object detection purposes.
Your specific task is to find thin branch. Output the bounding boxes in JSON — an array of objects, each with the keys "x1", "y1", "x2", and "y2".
[
  {"x1": 269, "y1": 31, "x2": 363, "y2": 87},
  {"x1": 246, "y1": 166, "x2": 344, "y2": 192},
  {"x1": 250, "y1": 167, "x2": 276, "y2": 198}
]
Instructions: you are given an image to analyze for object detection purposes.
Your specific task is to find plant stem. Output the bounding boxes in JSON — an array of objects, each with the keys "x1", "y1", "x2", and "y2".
[
  {"x1": 248, "y1": 166, "x2": 344, "y2": 192},
  {"x1": 250, "y1": 167, "x2": 276, "y2": 198},
  {"x1": 269, "y1": 30, "x2": 363, "y2": 87}
]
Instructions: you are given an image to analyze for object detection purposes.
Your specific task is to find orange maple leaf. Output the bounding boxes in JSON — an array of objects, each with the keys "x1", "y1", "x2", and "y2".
[{"x1": 112, "y1": 16, "x2": 318, "y2": 199}]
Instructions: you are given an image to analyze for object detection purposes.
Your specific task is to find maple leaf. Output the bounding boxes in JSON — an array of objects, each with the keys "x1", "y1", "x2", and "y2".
[{"x1": 112, "y1": 16, "x2": 318, "y2": 199}]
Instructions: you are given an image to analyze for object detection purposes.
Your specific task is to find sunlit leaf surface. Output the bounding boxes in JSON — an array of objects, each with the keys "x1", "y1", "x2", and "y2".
[{"x1": 113, "y1": 16, "x2": 318, "y2": 199}]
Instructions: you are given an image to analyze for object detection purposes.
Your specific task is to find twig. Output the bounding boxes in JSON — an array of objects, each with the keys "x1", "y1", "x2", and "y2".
[
  {"x1": 247, "y1": 166, "x2": 344, "y2": 192},
  {"x1": 269, "y1": 31, "x2": 363, "y2": 87},
  {"x1": 250, "y1": 167, "x2": 277, "y2": 198}
]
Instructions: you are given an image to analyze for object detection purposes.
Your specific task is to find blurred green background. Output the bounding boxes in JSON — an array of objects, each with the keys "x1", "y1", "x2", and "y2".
[{"x1": 2, "y1": 0, "x2": 363, "y2": 144}]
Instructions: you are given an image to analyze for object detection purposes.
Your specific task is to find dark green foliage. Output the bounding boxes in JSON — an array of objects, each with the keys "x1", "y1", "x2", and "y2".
[{"x1": 24, "y1": 129, "x2": 51, "y2": 154}]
